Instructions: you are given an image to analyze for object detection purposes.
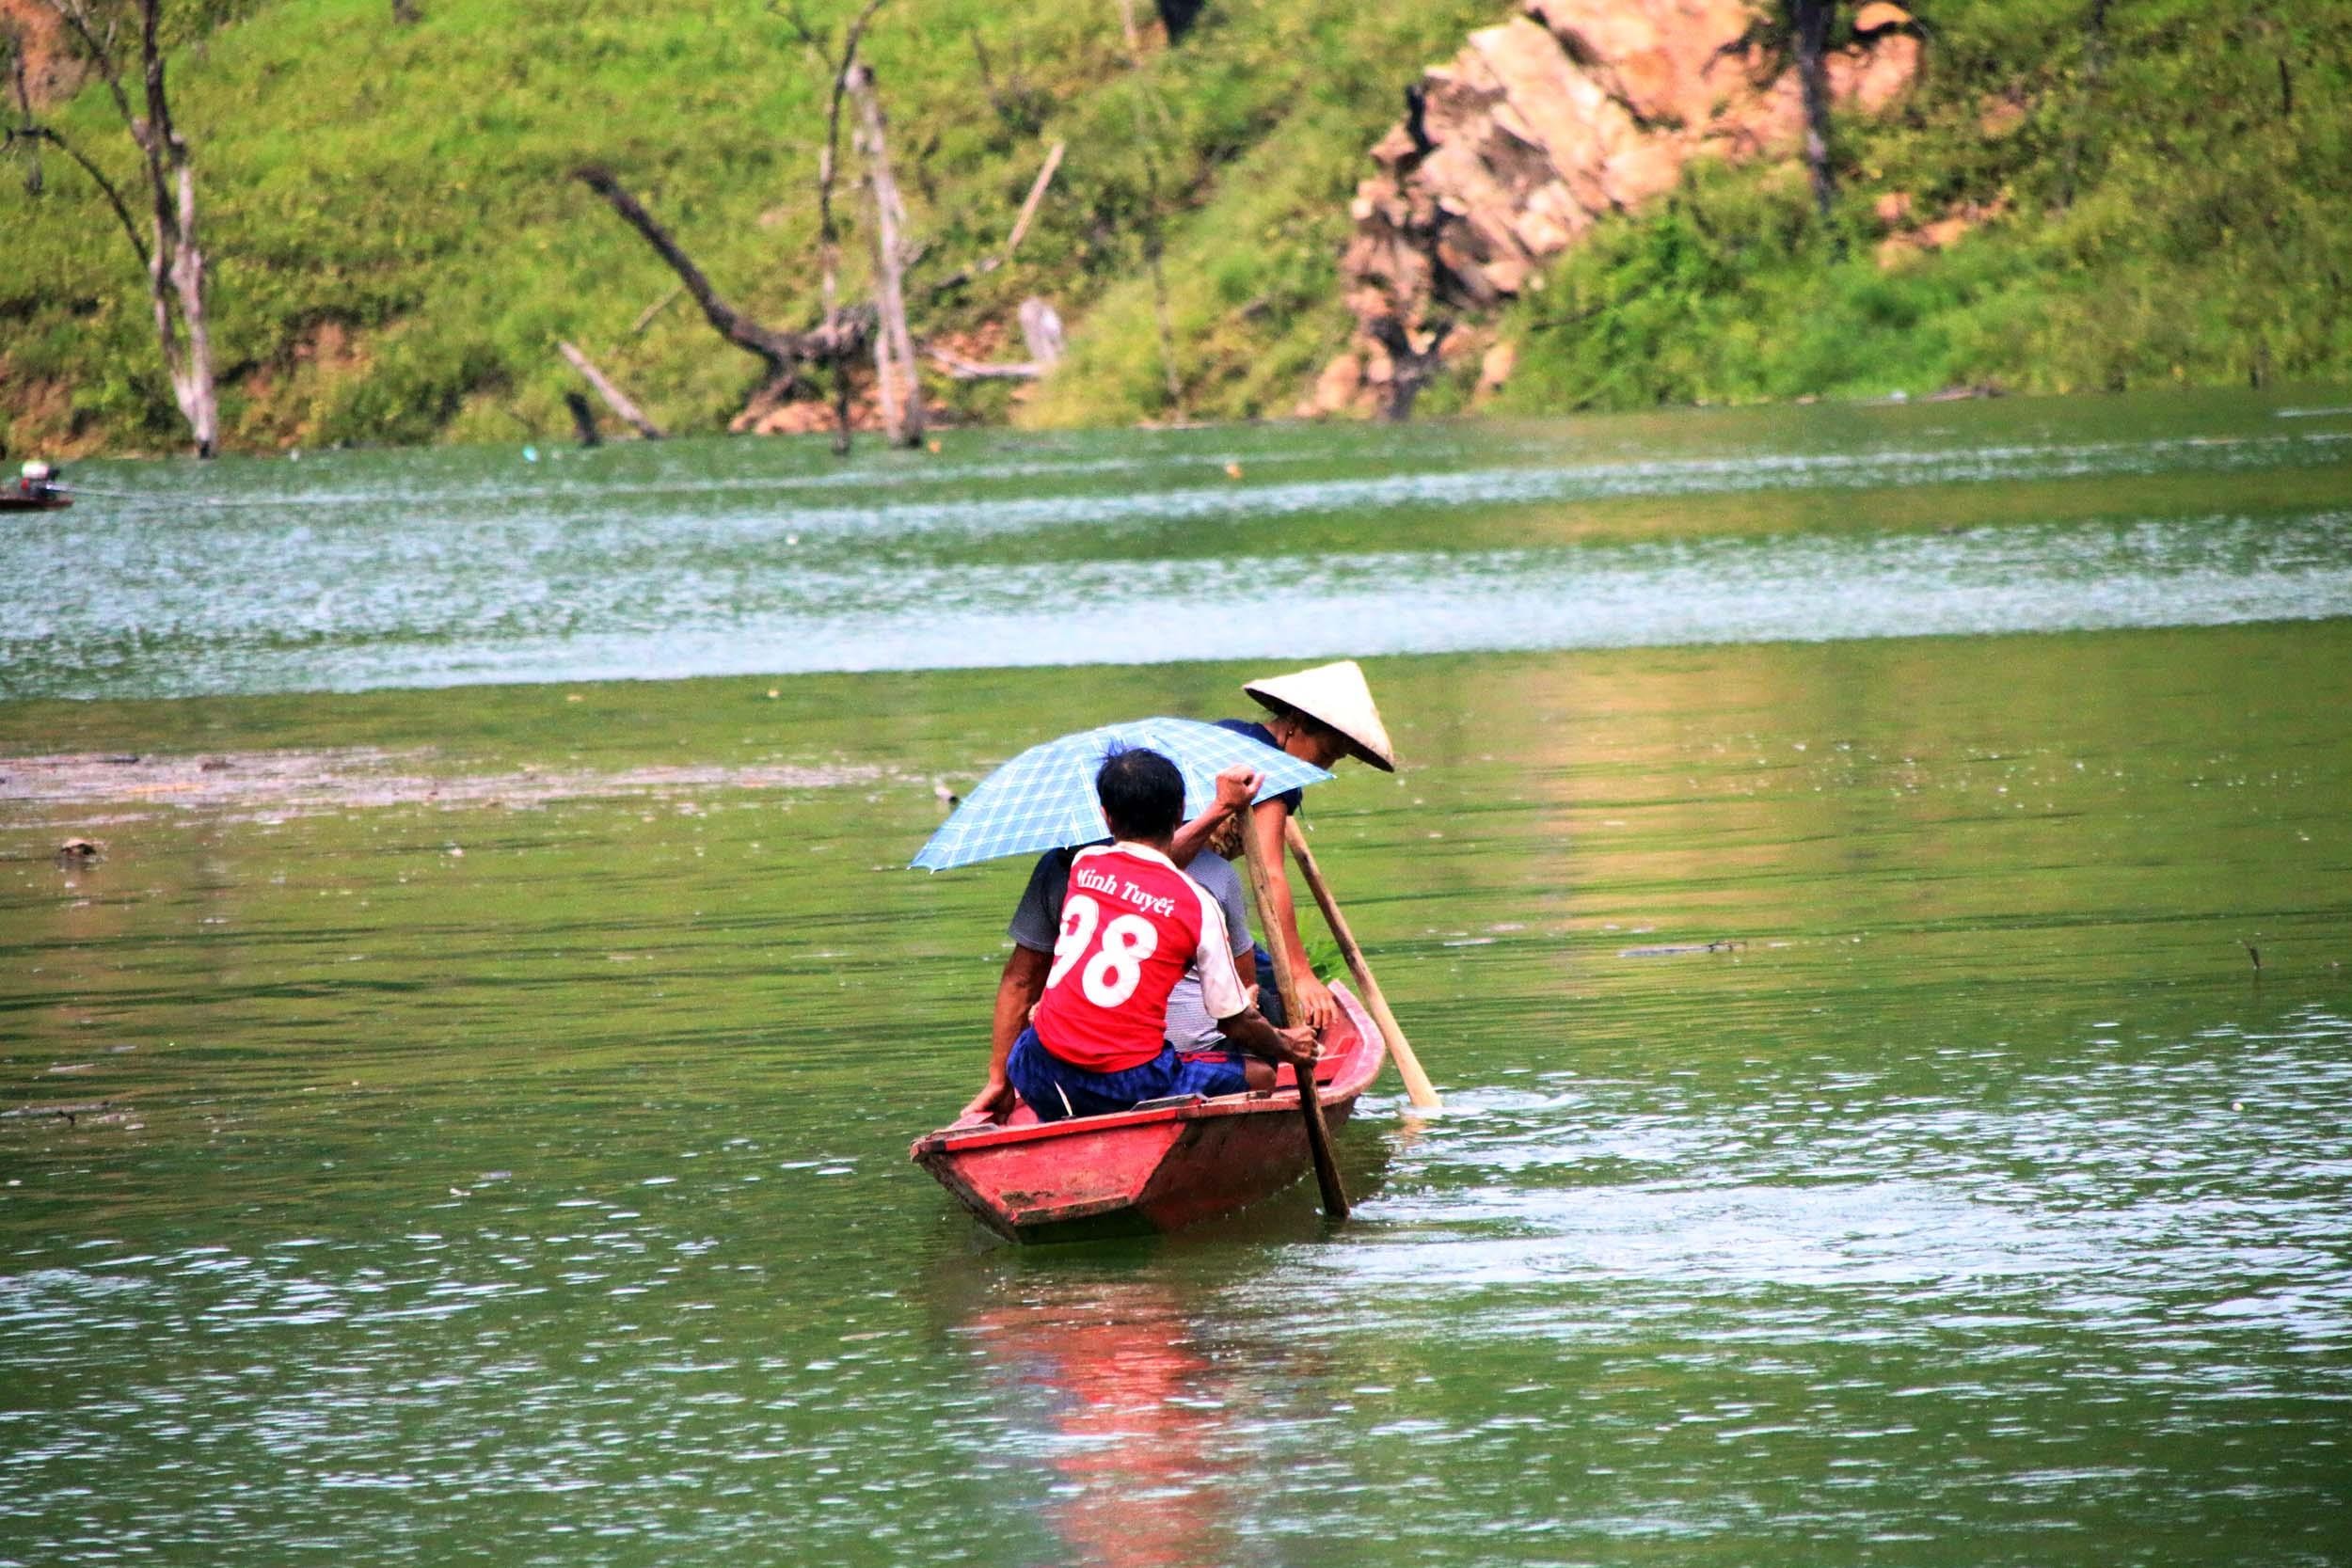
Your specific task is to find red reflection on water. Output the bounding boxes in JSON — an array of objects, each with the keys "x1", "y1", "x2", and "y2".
[{"x1": 968, "y1": 1282, "x2": 1241, "y2": 1568}]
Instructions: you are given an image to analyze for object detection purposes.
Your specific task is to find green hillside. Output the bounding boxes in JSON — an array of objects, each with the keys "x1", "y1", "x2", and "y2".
[{"x1": 2, "y1": 0, "x2": 2346, "y2": 456}]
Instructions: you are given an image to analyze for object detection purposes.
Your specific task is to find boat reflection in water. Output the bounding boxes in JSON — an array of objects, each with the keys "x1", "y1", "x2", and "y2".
[{"x1": 957, "y1": 1275, "x2": 1256, "y2": 1567}]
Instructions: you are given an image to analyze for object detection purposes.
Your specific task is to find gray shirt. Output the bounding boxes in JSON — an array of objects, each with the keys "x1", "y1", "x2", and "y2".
[{"x1": 1009, "y1": 845, "x2": 1254, "y2": 1051}]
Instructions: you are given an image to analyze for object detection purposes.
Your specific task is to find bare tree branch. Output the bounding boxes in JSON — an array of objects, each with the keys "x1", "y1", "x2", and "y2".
[
  {"x1": 925, "y1": 342, "x2": 1041, "y2": 381},
  {"x1": 570, "y1": 160, "x2": 876, "y2": 443},
  {"x1": 922, "y1": 137, "x2": 1062, "y2": 300},
  {"x1": 42, "y1": 1, "x2": 135, "y2": 130},
  {"x1": 557, "y1": 340, "x2": 665, "y2": 438},
  {"x1": 628, "y1": 282, "x2": 682, "y2": 336},
  {"x1": 5, "y1": 122, "x2": 149, "y2": 263},
  {"x1": 572, "y1": 163, "x2": 812, "y2": 379}
]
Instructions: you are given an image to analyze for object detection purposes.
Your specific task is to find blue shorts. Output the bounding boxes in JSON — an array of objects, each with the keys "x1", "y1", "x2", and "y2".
[{"x1": 1007, "y1": 1026, "x2": 1250, "y2": 1122}]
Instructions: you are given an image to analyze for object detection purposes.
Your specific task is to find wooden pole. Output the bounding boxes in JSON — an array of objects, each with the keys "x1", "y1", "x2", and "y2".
[
  {"x1": 1285, "y1": 818, "x2": 1441, "y2": 1109},
  {"x1": 1242, "y1": 823, "x2": 1349, "y2": 1220}
]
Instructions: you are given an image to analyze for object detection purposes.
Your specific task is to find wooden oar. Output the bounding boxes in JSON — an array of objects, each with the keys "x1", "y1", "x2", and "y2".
[
  {"x1": 1285, "y1": 818, "x2": 1441, "y2": 1109},
  {"x1": 1241, "y1": 823, "x2": 1350, "y2": 1221}
]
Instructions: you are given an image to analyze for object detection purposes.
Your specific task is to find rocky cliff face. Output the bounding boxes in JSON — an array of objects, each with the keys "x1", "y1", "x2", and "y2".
[{"x1": 1311, "y1": 0, "x2": 1919, "y2": 417}]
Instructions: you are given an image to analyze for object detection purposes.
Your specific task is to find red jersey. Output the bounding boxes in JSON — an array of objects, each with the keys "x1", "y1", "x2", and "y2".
[{"x1": 1032, "y1": 843, "x2": 1248, "y2": 1073}]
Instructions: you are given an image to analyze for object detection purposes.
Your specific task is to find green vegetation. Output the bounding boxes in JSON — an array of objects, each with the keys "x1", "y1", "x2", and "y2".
[{"x1": 2, "y1": 0, "x2": 2346, "y2": 454}]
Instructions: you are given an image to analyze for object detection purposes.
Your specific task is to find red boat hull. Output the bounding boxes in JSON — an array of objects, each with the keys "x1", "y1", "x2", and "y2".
[{"x1": 912, "y1": 984, "x2": 1386, "y2": 1243}]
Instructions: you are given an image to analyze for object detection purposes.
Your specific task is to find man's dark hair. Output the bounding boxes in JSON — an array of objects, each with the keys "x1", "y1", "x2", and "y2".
[{"x1": 1096, "y1": 747, "x2": 1184, "y2": 841}]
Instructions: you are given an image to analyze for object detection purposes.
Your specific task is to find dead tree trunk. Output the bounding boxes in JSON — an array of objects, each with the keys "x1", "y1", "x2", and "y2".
[
  {"x1": 1367, "y1": 316, "x2": 1451, "y2": 422},
  {"x1": 1018, "y1": 296, "x2": 1064, "y2": 369},
  {"x1": 6, "y1": 24, "x2": 42, "y2": 195},
  {"x1": 785, "y1": 0, "x2": 888, "y2": 455},
  {"x1": 1788, "y1": 0, "x2": 1836, "y2": 220},
  {"x1": 47, "y1": 0, "x2": 217, "y2": 456},
  {"x1": 1154, "y1": 0, "x2": 1207, "y2": 45},
  {"x1": 849, "y1": 61, "x2": 923, "y2": 448},
  {"x1": 563, "y1": 391, "x2": 601, "y2": 447}
]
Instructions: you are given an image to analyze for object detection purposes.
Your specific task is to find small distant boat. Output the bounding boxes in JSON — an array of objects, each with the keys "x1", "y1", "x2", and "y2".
[
  {"x1": 6, "y1": 461, "x2": 71, "y2": 512},
  {"x1": 912, "y1": 982, "x2": 1386, "y2": 1243}
]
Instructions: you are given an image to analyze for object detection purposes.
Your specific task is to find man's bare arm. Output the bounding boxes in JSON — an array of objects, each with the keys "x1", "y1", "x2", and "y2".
[
  {"x1": 1169, "y1": 765, "x2": 1262, "y2": 867},
  {"x1": 1216, "y1": 1006, "x2": 1318, "y2": 1073},
  {"x1": 961, "y1": 945, "x2": 1051, "y2": 1122}
]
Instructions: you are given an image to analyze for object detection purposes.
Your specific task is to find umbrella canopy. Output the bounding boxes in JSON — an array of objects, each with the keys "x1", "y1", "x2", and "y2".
[{"x1": 912, "y1": 717, "x2": 1332, "y2": 871}]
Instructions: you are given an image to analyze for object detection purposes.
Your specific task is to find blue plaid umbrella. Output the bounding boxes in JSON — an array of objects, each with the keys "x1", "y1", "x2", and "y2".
[{"x1": 912, "y1": 718, "x2": 1331, "y2": 871}]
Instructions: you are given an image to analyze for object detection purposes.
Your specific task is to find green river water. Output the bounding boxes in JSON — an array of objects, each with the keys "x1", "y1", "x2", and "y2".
[{"x1": 3, "y1": 390, "x2": 2350, "y2": 1565}]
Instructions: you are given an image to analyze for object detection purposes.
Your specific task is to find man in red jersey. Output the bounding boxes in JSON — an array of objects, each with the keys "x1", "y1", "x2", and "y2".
[
  {"x1": 960, "y1": 764, "x2": 1268, "y2": 1125},
  {"x1": 1005, "y1": 748, "x2": 1317, "y2": 1122}
]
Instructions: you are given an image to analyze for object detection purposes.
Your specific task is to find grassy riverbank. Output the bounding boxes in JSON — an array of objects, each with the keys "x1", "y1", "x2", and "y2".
[{"x1": 2, "y1": 0, "x2": 2347, "y2": 455}]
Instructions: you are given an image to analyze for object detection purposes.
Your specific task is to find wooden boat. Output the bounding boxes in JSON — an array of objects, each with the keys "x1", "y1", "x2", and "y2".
[
  {"x1": 912, "y1": 982, "x2": 1385, "y2": 1243},
  {"x1": 1, "y1": 490, "x2": 71, "y2": 512}
]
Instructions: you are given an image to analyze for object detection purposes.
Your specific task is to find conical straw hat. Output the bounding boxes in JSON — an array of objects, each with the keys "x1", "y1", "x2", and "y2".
[{"x1": 1241, "y1": 659, "x2": 1397, "y2": 772}]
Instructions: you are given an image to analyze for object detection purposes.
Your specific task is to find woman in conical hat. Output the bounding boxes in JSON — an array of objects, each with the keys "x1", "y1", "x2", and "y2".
[{"x1": 1216, "y1": 659, "x2": 1396, "y2": 1033}]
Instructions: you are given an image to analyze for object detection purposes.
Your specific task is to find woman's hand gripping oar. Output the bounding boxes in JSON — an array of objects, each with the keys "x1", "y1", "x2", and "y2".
[
  {"x1": 1284, "y1": 818, "x2": 1440, "y2": 1109},
  {"x1": 1241, "y1": 820, "x2": 1350, "y2": 1220}
]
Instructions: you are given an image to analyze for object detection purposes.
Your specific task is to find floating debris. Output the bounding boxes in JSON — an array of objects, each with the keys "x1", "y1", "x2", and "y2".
[
  {"x1": 1, "y1": 749, "x2": 888, "y2": 823},
  {"x1": 2, "y1": 1099, "x2": 124, "y2": 1127},
  {"x1": 1619, "y1": 939, "x2": 1747, "y2": 958}
]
